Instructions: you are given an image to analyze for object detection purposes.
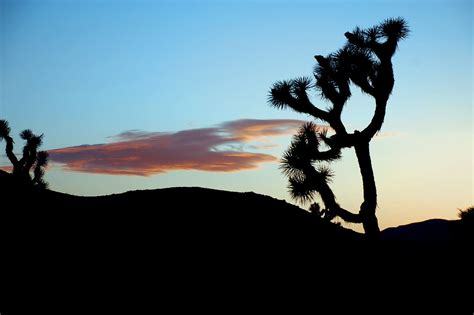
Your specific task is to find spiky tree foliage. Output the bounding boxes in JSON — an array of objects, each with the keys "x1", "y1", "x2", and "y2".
[
  {"x1": 458, "y1": 206, "x2": 474, "y2": 240},
  {"x1": 0, "y1": 120, "x2": 11, "y2": 138},
  {"x1": 458, "y1": 206, "x2": 474, "y2": 222},
  {"x1": 0, "y1": 119, "x2": 49, "y2": 189},
  {"x1": 0, "y1": 120, "x2": 19, "y2": 168},
  {"x1": 33, "y1": 151, "x2": 49, "y2": 189},
  {"x1": 269, "y1": 18, "x2": 409, "y2": 238},
  {"x1": 282, "y1": 123, "x2": 361, "y2": 224}
]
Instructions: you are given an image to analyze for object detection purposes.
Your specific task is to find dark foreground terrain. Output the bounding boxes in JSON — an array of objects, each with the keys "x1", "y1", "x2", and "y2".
[{"x1": 0, "y1": 170, "x2": 472, "y2": 313}]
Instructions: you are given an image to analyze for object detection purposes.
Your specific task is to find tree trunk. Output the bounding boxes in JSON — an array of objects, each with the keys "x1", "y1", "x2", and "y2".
[
  {"x1": 354, "y1": 139, "x2": 380, "y2": 239},
  {"x1": 362, "y1": 98, "x2": 387, "y2": 140},
  {"x1": 5, "y1": 136, "x2": 21, "y2": 175},
  {"x1": 23, "y1": 146, "x2": 37, "y2": 179},
  {"x1": 361, "y1": 59, "x2": 393, "y2": 140}
]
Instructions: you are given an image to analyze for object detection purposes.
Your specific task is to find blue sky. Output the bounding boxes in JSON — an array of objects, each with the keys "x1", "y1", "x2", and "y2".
[{"x1": 1, "y1": 0, "x2": 472, "y2": 230}]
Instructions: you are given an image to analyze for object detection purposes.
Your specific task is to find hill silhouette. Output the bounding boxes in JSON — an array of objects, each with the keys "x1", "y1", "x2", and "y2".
[
  {"x1": 0, "y1": 170, "x2": 465, "y2": 248},
  {"x1": 381, "y1": 218, "x2": 463, "y2": 241},
  {"x1": 1, "y1": 169, "x2": 472, "y2": 313},
  {"x1": 1, "y1": 169, "x2": 470, "y2": 244},
  {"x1": 0, "y1": 169, "x2": 361, "y2": 247}
]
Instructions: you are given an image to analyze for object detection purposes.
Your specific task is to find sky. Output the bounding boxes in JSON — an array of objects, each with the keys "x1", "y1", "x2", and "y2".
[{"x1": 0, "y1": 0, "x2": 472, "y2": 231}]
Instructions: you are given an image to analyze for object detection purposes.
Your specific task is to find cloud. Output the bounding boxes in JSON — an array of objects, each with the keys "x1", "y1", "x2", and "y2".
[
  {"x1": 0, "y1": 164, "x2": 13, "y2": 172},
  {"x1": 221, "y1": 119, "x2": 307, "y2": 141},
  {"x1": 48, "y1": 119, "x2": 306, "y2": 176},
  {"x1": 374, "y1": 131, "x2": 404, "y2": 140}
]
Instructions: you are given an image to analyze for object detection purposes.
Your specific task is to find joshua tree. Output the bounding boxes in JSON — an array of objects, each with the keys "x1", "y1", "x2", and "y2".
[
  {"x1": 0, "y1": 119, "x2": 49, "y2": 189},
  {"x1": 457, "y1": 206, "x2": 474, "y2": 240},
  {"x1": 269, "y1": 18, "x2": 409, "y2": 238},
  {"x1": 458, "y1": 206, "x2": 474, "y2": 223}
]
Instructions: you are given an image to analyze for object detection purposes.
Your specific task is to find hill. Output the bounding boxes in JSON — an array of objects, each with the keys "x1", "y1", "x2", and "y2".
[
  {"x1": 1, "y1": 169, "x2": 470, "y2": 244},
  {"x1": 0, "y1": 170, "x2": 362, "y2": 248},
  {"x1": 381, "y1": 218, "x2": 464, "y2": 241},
  {"x1": 1, "y1": 170, "x2": 472, "y2": 312}
]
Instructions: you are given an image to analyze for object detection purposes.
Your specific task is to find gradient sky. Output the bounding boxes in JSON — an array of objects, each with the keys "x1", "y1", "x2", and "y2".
[{"x1": 0, "y1": 0, "x2": 472, "y2": 231}]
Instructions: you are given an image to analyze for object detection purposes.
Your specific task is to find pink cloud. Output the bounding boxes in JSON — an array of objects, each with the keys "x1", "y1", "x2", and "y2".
[
  {"x1": 0, "y1": 165, "x2": 13, "y2": 172},
  {"x1": 48, "y1": 119, "x2": 307, "y2": 176}
]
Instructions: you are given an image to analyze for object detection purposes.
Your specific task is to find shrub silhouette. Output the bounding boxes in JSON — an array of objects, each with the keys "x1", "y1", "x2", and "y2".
[
  {"x1": 0, "y1": 119, "x2": 49, "y2": 189},
  {"x1": 458, "y1": 206, "x2": 474, "y2": 222},
  {"x1": 458, "y1": 206, "x2": 474, "y2": 240},
  {"x1": 269, "y1": 18, "x2": 409, "y2": 238}
]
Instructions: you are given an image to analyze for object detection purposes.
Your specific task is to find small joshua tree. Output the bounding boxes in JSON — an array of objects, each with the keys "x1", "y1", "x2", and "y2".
[
  {"x1": 0, "y1": 119, "x2": 49, "y2": 189},
  {"x1": 269, "y1": 18, "x2": 409, "y2": 238},
  {"x1": 458, "y1": 206, "x2": 474, "y2": 240},
  {"x1": 458, "y1": 206, "x2": 474, "y2": 223}
]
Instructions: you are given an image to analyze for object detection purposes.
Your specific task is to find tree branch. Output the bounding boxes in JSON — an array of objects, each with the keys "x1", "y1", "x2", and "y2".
[
  {"x1": 33, "y1": 166, "x2": 44, "y2": 184},
  {"x1": 332, "y1": 206, "x2": 363, "y2": 223},
  {"x1": 351, "y1": 77, "x2": 376, "y2": 96},
  {"x1": 269, "y1": 81, "x2": 331, "y2": 122},
  {"x1": 305, "y1": 101, "x2": 331, "y2": 122},
  {"x1": 345, "y1": 32, "x2": 383, "y2": 60},
  {"x1": 5, "y1": 136, "x2": 18, "y2": 167},
  {"x1": 304, "y1": 166, "x2": 362, "y2": 223},
  {"x1": 317, "y1": 147, "x2": 341, "y2": 162},
  {"x1": 24, "y1": 146, "x2": 38, "y2": 175},
  {"x1": 361, "y1": 99, "x2": 387, "y2": 140}
]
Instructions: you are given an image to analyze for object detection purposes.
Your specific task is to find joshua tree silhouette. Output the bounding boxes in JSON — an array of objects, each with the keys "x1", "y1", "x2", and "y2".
[
  {"x1": 0, "y1": 119, "x2": 49, "y2": 189},
  {"x1": 457, "y1": 206, "x2": 474, "y2": 240},
  {"x1": 269, "y1": 18, "x2": 409, "y2": 238},
  {"x1": 458, "y1": 206, "x2": 474, "y2": 222}
]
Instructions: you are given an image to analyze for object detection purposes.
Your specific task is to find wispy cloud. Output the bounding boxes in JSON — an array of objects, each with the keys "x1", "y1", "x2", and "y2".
[
  {"x1": 373, "y1": 131, "x2": 405, "y2": 140},
  {"x1": 48, "y1": 119, "x2": 306, "y2": 176},
  {"x1": 0, "y1": 164, "x2": 13, "y2": 172}
]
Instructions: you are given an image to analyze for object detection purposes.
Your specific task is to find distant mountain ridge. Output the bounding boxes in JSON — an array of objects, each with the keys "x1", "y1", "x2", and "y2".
[{"x1": 381, "y1": 218, "x2": 462, "y2": 241}]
